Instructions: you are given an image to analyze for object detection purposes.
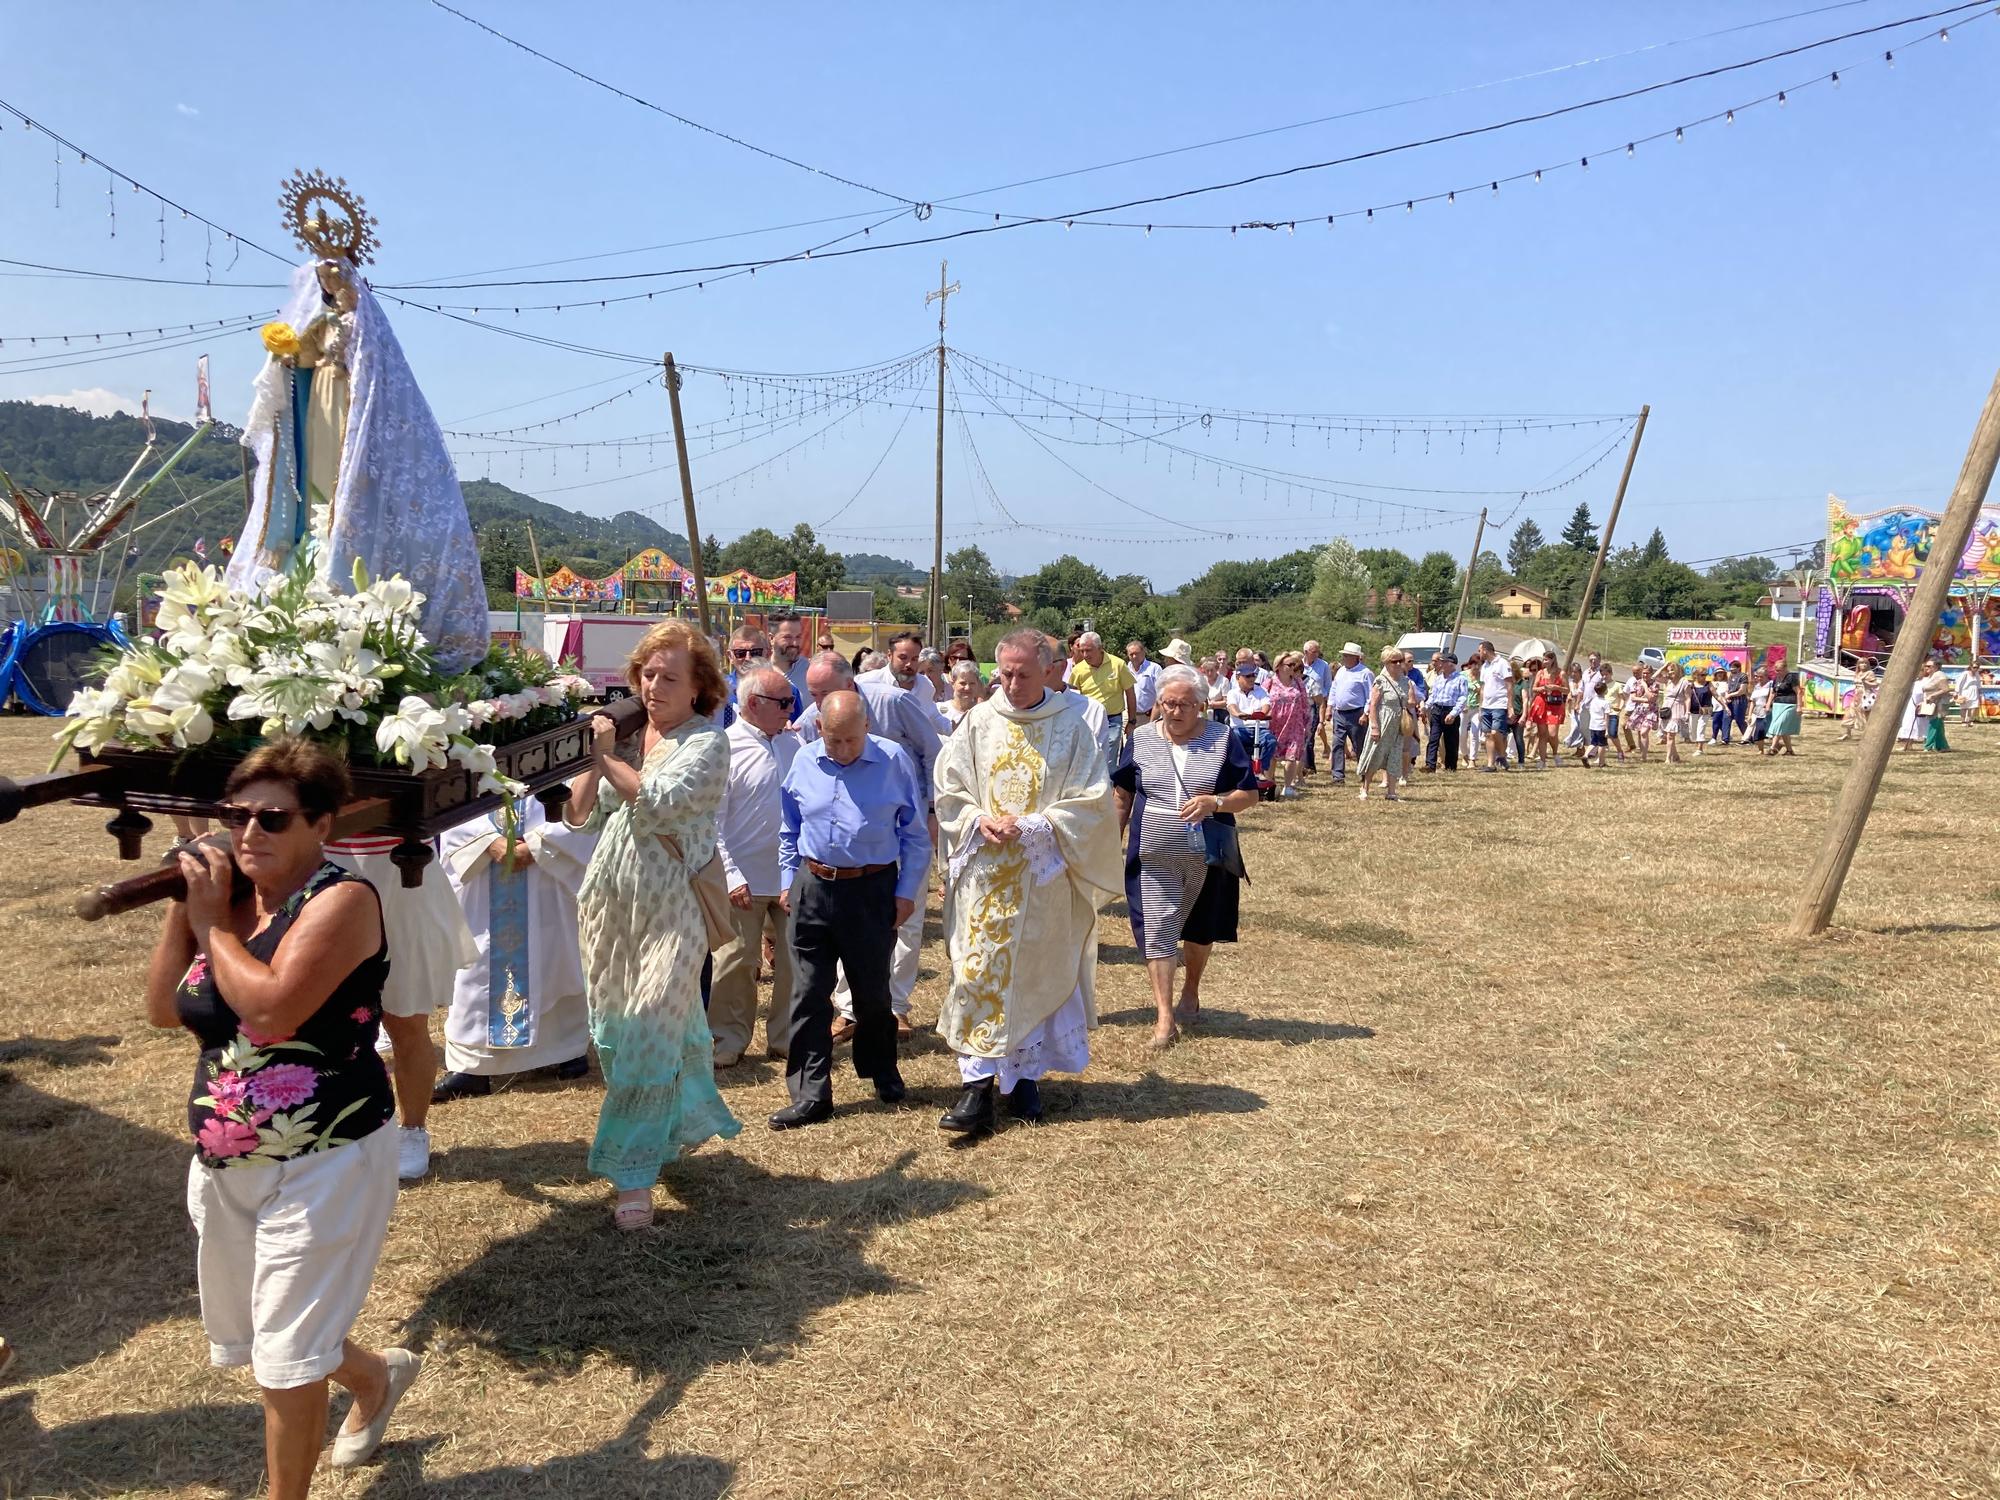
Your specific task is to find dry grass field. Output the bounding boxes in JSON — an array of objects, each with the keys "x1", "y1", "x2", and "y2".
[{"x1": 1, "y1": 715, "x2": 1994, "y2": 1499}]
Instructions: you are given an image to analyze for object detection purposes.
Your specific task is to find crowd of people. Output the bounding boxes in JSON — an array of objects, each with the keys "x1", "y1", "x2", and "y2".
[{"x1": 132, "y1": 608, "x2": 1973, "y2": 1495}]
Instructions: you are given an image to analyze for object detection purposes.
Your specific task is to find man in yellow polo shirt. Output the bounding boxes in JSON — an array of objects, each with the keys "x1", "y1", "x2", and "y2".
[{"x1": 1065, "y1": 630, "x2": 1139, "y2": 776}]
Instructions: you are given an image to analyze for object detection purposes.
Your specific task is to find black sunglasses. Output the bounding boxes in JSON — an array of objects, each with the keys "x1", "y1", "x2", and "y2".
[
  {"x1": 731, "y1": 646, "x2": 767, "y2": 660},
  {"x1": 750, "y1": 692, "x2": 792, "y2": 709},
  {"x1": 217, "y1": 804, "x2": 300, "y2": 834}
]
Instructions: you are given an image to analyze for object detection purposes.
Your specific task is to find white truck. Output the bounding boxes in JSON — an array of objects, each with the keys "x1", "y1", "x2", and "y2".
[{"x1": 539, "y1": 614, "x2": 657, "y2": 700}]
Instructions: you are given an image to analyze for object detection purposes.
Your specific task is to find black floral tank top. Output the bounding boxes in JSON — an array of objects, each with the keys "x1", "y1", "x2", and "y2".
[{"x1": 176, "y1": 862, "x2": 394, "y2": 1169}]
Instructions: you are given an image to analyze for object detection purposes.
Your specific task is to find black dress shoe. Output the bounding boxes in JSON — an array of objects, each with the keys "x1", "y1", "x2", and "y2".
[
  {"x1": 1004, "y1": 1078, "x2": 1043, "y2": 1123},
  {"x1": 874, "y1": 1069, "x2": 907, "y2": 1105},
  {"x1": 430, "y1": 1071, "x2": 491, "y2": 1104},
  {"x1": 939, "y1": 1081, "x2": 996, "y2": 1135},
  {"x1": 769, "y1": 1097, "x2": 834, "y2": 1131},
  {"x1": 551, "y1": 1055, "x2": 589, "y2": 1081}
]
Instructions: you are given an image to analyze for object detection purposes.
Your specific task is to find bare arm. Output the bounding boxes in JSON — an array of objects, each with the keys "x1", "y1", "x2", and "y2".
[
  {"x1": 178, "y1": 845, "x2": 384, "y2": 1039},
  {"x1": 143, "y1": 898, "x2": 199, "y2": 1029}
]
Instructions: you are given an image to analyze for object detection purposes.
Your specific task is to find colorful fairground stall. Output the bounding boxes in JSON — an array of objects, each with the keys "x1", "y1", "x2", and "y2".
[{"x1": 1801, "y1": 492, "x2": 2000, "y2": 720}]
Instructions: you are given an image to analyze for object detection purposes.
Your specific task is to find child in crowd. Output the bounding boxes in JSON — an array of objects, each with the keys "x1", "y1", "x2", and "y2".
[
  {"x1": 1749, "y1": 668, "x2": 1775, "y2": 744},
  {"x1": 1604, "y1": 672, "x2": 1628, "y2": 763},
  {"x1": 1584, "y1": 678, "x2": 1611, "y2": 768}
]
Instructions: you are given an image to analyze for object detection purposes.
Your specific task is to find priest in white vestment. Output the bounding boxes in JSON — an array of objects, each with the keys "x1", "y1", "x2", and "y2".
[
  {"x1": 431, "y1": 800, "x2": 594, "y2": 1101},
  {"x1": 932, "y1": 629, "x2": 1122, "y2": 1135}
]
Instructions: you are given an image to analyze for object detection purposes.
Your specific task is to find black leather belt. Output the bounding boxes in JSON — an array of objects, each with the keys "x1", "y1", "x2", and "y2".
[{"x1": 804, "y1": 859, "x2": 893, "y2": 881}]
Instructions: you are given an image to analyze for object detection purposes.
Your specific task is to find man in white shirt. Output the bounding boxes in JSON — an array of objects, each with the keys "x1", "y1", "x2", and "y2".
[
  {"x1": 1301, "y1": 639, "x2": 1333, "y2": 773},
  {"x1": 1124, "y1": 638, "x2": 1161, "y2": 725},
  {"x1": 1328, "y1": 642, "x2": 1374, "y2": 785},
  {"x1": 1475, "y1": 640, "x2": 1515, "y2": 772},
  {"x1": 1227, "y1": 659, "x2": 1274, "y2": 772},
  {"x1": 711, "y1": 667, "x2": 801, "y2": 1067},
  {"x1": 858, "y1": 629, "x2": 936, "y2": 705}
]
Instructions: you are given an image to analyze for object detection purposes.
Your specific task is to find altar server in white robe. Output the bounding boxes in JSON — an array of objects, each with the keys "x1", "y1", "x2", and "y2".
[
  {"x1": 430, "y1": 800, "x2": 594, "y2": 1102},
  {"x1": 932, "y1": 629, "x2": 1122, "y2": 1137}
]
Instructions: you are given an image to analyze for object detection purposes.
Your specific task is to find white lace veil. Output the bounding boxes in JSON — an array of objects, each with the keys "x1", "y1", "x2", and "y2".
[{"x1": 227, "y1": 263, "x2": 490, "y2": 673}]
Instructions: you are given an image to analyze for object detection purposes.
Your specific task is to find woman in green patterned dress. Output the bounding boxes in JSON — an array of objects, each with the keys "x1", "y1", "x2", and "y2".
[{"x1": 566, "y1": 621, "x2": 739, "y2": 1230}]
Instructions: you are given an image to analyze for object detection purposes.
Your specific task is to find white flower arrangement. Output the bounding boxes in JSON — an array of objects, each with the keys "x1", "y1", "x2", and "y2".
[{"x1": 55, "y1": 559, "x2": 588, "y2": 816}]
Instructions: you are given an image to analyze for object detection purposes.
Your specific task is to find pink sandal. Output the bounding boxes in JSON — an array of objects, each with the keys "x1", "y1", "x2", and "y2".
[{"x1": 613, "y1": 1190, "x2": 654, "y2": 1232}]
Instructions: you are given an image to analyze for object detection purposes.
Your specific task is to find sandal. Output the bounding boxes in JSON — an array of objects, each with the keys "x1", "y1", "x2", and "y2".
[
  {"x1": 1146, "y1": 1026, "x2": 1180, "y2": 1052},
  {"x1": 613, "y1": 1190, "x2": 654, "y2": 1232}
]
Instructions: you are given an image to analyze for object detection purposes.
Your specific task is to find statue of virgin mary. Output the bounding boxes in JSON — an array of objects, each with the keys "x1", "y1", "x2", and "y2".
[{"x1": 225, "y1": 172, "x2": 488, "y2": 673}]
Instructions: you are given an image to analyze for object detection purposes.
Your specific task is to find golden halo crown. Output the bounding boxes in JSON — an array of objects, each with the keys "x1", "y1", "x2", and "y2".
[{"x1": 280, "y1": 169, "x2": 379, "y2": 266}]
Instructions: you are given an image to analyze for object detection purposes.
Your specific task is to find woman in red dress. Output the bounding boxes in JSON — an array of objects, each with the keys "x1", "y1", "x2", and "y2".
[{"x1": 1525, "y1": 652, "x2": 1568, "y2": 770}]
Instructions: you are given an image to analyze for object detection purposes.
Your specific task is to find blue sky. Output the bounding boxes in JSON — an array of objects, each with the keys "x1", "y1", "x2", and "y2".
[{"x1": 3, "y1": 1, "x2": 1995, "y2": 590}]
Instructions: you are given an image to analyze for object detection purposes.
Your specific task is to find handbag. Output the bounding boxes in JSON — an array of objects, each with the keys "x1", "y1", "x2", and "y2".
[
  {"x1": 1171, "y1": 752, "x2": 1250, "y2": 883},
  {"x1": 659, "y1": 832, "x2": 736, "y2": 952},
  {"x1": 1400, "y1": 709, "x2": 1417, "y2": 739}
]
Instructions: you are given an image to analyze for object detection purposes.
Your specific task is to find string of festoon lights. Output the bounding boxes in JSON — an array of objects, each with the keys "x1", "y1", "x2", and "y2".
[
  {"x1": 450, "y1": 350, "x2": 928, "y2": 495},
  {"x1": 370, "y1": 0, "x2": 1992, "y2": 314},
  {"x1": 0, "y1": 1, "x2": 1985, "y2": 339},
  {"x1": 0, "y1": 99, "x2": 291, "y2": 273},
  {"x1": 443, "y1": 347, "x2": 934, "y2": 442},
  {"x1": 0, "y1": 310, "x2": 276, "y2": 350}
]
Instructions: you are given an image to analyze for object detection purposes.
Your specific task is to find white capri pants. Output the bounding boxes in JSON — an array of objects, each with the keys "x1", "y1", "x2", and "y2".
[{"x1": 185, "y1": 1124, "x2": 399, "y2": 1388}]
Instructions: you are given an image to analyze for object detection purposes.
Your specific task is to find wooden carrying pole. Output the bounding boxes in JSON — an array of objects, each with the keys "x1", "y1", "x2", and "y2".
[
  {"x1": 1789, "y1": 366, "x2": 2000, "y2": 937},
  {"x1": 1450, "y1": 506, "x2": 1489, "y2": 642},
  {"x1": 1564, "y1": 404, "x2": 1650, "y2": 668},
  {"x1": 663, "y1": 352, "x2": 713, "y2": 636}
]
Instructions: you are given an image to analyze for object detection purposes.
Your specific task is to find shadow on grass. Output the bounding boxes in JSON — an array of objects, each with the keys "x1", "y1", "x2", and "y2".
[
  {"x1": 1863, "y1": 918, "x2": 2000, "y2": 936},
  {"x1": 1195, "y1": 1011, "x2": 1376, "y2": 1046},
  {"x1": 0, "y1": 1390, "x2": 733, "y2": 1500},
  {"x1": 1052, "y1": 1074, "x2": 1266, "y2": 1124},
  {"x1": 0, "y1": 1033, "x2": 122, "y2": 1069},
  {"x1": 1097, "y1": 1004, "x2": 1372, "y2": 1049},
  {"x1": 401, "y1": 1144, "x2": 985, "y2": 1390},
  {"x1": 0, "y1": 1074, "x2": 196, "y2": 1383}
]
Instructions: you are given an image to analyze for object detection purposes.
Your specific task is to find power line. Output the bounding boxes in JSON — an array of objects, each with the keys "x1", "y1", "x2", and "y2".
[
  {"x1": 425, "y1": 0, "x2": 921, "y2": 208},
  {"x1": 375, "y1": 2, "x2": 1988, "y2": 299}
]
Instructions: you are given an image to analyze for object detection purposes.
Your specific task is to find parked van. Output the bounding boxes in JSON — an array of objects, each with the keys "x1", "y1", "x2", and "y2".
[{"x1": 1392, "y1": 631, "x2": 1479, "y2": 669}]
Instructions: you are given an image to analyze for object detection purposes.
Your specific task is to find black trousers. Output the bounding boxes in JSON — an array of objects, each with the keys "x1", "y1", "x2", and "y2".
[
  {"x1": 1304, "y1": 699, "x2": 1322, "y2": 769},
  {"x1": 785, "y1": 865, "x2": 898, "y2": 1106},
  {"x1": 1330, "y1": 707, "x2": 1366, "y2": 781},
  {"x1": 1425, "y1": 705, "x2": 1460, "y2": 770}
]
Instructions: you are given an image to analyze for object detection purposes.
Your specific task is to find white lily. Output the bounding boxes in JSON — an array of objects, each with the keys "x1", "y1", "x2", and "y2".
[{"x1": 374, "y1": 695, "x2": 450, "y2": 772}]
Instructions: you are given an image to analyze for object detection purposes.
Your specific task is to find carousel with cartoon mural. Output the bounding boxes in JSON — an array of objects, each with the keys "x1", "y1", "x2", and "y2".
[{"x1": 1802, "y1": 492, "x2": 2000, "y2": 720}]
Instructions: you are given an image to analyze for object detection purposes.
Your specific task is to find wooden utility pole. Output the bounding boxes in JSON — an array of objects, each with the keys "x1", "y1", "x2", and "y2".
[
  {"x1": 1449, "y1": 506, "x2": 1489, "y2": 643},
  {"x1": 1564, "y1": 404, "x2": 1650, "y2": 668},
  {"x1": 524, "y1": 520, "x2": 546, "y2": 601},
  {"x1": 663, "y1": 352, "x2": 712, "y2": 636},
  {"x1": 1790, "y1": 367, "x2": 2000, "y2": 937},
  {"x1": 924, "y1": 261, "x2": 960, "y2": 647}
]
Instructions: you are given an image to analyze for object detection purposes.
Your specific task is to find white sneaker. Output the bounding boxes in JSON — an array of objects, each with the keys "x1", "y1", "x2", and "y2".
[{"x1": 396, "y1": 1126, "x2": 430, "y2": 1182}]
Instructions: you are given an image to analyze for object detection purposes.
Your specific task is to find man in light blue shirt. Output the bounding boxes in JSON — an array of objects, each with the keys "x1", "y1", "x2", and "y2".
[
  {"x1": 1328, "y1": 642, "x2": 1374, "y2": 785},
  {"x1": 794, "y1": 652, "x2": 942, "y2": 1035},
  {"x1": 1424, "y1": 652, "x2": 1470, "y2": 772},
  {"x1": 1301, "y1": 640, "x2": 1333, "y2": 774},
  {"x1": 772, "y1": 690, "x2": 930, "y2": 1130}
]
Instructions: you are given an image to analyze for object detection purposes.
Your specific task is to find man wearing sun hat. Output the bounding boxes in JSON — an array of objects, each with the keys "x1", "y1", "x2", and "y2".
[{"x1": 1328, "y1": 642, "x2": 1373, "y2": 785}]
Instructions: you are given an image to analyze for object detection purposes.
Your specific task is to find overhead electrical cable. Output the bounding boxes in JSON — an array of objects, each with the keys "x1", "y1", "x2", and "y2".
[
  {"x1": 426, "y1": 0, "x2": 922, "y2": 207},
  {"x1": 377, "y1": 1, "x2": 1988, "y2": 298}
]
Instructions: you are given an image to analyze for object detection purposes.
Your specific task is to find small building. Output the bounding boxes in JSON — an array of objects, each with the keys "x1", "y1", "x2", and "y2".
[
  {"x1": 1761, "y1": 585, "x2": 1810, "y2": 623},
  {"x1": 1490, "y1": 583, "x2": 1550, "y2": 620}
]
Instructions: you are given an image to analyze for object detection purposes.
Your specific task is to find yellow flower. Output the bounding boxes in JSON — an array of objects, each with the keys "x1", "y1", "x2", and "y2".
[{"x1": 261, "y1": 321, "x2": 301, "y2": 358}]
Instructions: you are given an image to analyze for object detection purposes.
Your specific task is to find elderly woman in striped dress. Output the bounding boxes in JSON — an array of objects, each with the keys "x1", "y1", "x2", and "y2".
[{"x1": 1110, "y1": 665, "x2": 1259, "y2": 1050}]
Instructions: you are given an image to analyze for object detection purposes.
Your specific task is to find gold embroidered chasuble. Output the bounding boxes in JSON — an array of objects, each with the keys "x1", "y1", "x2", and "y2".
[{"x1": 934, "y1": 692, "x2": 1122, "y2": 1059}]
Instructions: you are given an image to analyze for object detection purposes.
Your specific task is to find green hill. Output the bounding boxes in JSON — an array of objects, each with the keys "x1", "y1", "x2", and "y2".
[{"x1": 0, "y1": 402, "x2": 700, "y2": 606}]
